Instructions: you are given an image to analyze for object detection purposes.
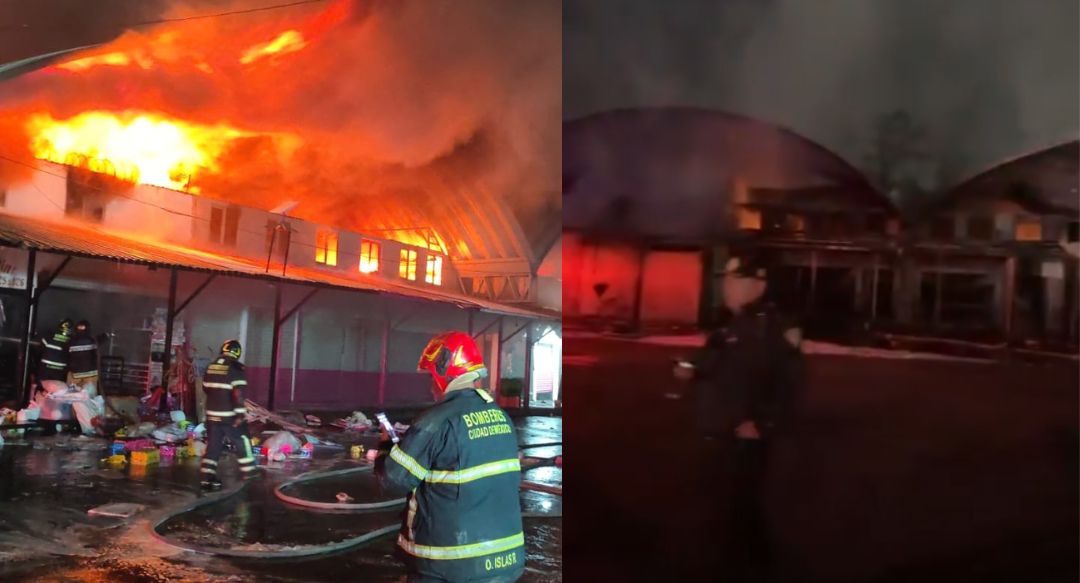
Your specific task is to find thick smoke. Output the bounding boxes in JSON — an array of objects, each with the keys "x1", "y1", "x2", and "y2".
[
  {"x1": 0, "y1": 0, "x2": 560, "y2": 256},
  {"x1": 564, "y1": 0, "x2": 1079, "y2": 191}
]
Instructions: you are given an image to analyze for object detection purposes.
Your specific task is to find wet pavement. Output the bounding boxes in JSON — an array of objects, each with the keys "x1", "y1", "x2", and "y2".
[
  {"x1": 564, "y1": 336, "x2": 1078, "y2": 582},
  {"x1": 0, "y1": 415, "x2": 561, "y2": 582}
]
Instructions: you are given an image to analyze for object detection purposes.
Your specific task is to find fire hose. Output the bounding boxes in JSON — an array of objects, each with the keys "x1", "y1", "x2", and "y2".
[
  {"x1": 148, "y1": 477, "x2": 400, "y2": 559},
  {"x1": 150, "y1": 451, "x2": 561, "y2": 557}
]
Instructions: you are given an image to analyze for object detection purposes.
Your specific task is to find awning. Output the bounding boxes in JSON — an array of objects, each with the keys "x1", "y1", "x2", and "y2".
[{"x1": 0, "y1": 211, "x2": 558, "y2": 320}]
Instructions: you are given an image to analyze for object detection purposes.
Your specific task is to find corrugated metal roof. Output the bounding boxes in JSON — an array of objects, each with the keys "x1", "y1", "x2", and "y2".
[{"x1": 0, "y1": 211, "x2": 555, "y2": 320}]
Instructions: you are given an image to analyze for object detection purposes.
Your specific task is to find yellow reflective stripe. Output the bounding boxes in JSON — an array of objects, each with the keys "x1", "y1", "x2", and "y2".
[
  {"x1": 390, "y1": 445, "x2": 429, "y2": 481},
  {"x1": 427, "y1": 458, "x2": 520, "y2": 484},
  {"x1": 398, "y1": 532, "x2": 524, "y2": 560},
  {"x1": 474, "y1": 388, "x2": 493, "y2": 403},
  {"x1": 231, "y1": 380, "x2": 247, "y2": 387},
  {"x1": 42, "y1": 359, "x2": 66, "y2": 367},
  {"x1": 206, "y1": 409, "x2": 237, "y2": 417},
  {"x1": 203, "y1": 382, "x2": 232, "y2": 390}
]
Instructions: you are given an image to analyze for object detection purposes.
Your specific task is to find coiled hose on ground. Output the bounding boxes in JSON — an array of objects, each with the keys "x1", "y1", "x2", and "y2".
[{"x1": 150, "y1": 447, "x2": 562, "y2": 558}]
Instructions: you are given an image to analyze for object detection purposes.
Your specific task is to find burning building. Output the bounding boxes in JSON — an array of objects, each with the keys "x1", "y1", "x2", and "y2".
[
  {"x1": 562, "y1": 107, "x2": 896, "y2": 334},
  {"x1": 900, "y1": 140, "x2": 1079, "y2": 344},
  {"x1": 562, "y1": 107, "x2": 1078, "y2": 350},
  {"x1": 0, "y1": 0, "x2": 562, "y2": 411}
]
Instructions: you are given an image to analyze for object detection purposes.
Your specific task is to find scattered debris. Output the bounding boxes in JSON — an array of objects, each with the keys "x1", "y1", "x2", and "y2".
[
  {"x1": 88, "y1": 503, "x2": 145, "y2": 518},
  {"x1": 305, "y1": 414, "x2": 322, "y2": 427},
  {"x1": 336, "y1": 492, "x2": 354, "y2": 503},
  {"x1": 262, "y1": 430, "x2": 303, "y2": 461},
  {"x1": 331, "y1": 411, "x2": 372, "y2": 432}
]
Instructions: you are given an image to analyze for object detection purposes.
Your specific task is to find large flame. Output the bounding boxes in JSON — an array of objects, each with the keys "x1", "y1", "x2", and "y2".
[
  {"x1": 240, "y1": 30, "x2": 308, "y2": 65},
  {"x1": 26, "y1": 111, "x2": 286, "y2": 192}
]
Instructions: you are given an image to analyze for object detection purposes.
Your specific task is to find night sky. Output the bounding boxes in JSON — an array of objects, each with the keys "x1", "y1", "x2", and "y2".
[{"x1": 564, "y1": 0, "x2": 1079, "y2": 190}]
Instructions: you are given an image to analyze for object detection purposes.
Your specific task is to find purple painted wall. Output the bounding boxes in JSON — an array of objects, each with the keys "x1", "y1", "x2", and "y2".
[{"x1": 244, "y1": 367, "x2": 434, "y2": 410}]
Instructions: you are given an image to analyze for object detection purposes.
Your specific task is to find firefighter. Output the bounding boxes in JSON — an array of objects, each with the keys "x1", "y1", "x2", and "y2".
[
  {"x1": 674, "y1": 251, "x2": 804, "y2": 581},
  {"x1": 38, "y1": 318, "x2": 73, "y2": 395},
  {"x1": 199, "y1": 339, "x2": 256, "y2": 492},
  {"x1": 34, "y1": 318, "x2": 73, "y2": 423},
  {"x1": 375, "y1": 331, "x2": 525, "y2": 583},
  {"x1": 67, "y1": 320, "x2": 104, "y2": 435}
]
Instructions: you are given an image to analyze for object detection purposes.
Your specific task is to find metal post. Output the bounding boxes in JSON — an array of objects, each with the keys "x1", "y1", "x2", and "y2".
[
  {"x1": 1003, "y1": 256, "x2": 1017, "y2": 340},
  {"x1": 378, "y1": 317, "x2": 390, "y2": 406},
  {"x1": 808, "y1": 250, "x2": 818, "y2": 310},
  {"x1": 871, "y1": 254, "x2": 880, "y2": 320},
  {"x1": 494, "y1": 317, "x2": 505, "y2": 399},
  {"x1": 267, "y1": 283, "x2": 282, "y2": 411},
  {"x1": 290, "y1": 307, "x2": 303, "y2": 406},
  {"x1": 19, "y1": 249, "x2": 36, "y2": 406},
  {"x1": 159, "y1": 269, "x2": 178, "y2": 414},
  {"x1": 934, "y1": 256, "x2": 944, "y2": 328},
  {"x1": 467, "y1": 310, "x2": 475, "y2": 336},
  {"x1": 522, "y1": 324, "x2": 533, "y2": 411},
  {"x1": 631, "y1": 247, "x2": 646, "y2": 330}
]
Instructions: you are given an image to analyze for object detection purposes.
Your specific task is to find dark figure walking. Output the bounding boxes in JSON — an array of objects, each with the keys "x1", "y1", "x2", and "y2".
[
  {"x1": 200, "y1": 339, "x2": 257, "y2": 492},
  {"x1": 675, "y1": 251, "x2": 804, "y2": 581}
]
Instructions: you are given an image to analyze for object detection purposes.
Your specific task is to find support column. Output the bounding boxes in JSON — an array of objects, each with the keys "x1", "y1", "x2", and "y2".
[
  {"x1": 933, "y1": 261, "x2": 944, "y2": 329},
  {"x1": 853, "y1": 267, "x2": 865, "y2": 313},
  {"x1": 467, "y1": 309, "x2": 475, "y2": 336},
  {"x1": 494, "y1": 317, "x2": 505, "y2": 400},
  {"x1": 1002, "y1": 256, "x2": 1017, "y2": 341},
  {"x1": 159, "y1": 269, "x2": 178, "y2": 414},
  {"x1": 808, "y1": 250, "x2": 818, "y2": 310},
  {"x1": 631, "y1": 247, "x2": 646, "y2": 331},
  {"x1": 871, "y1": 254, "x2": 880, "y2": 320},
  {"x1": 267, "y1": 283, "x2": 282, "y2": 411},
  {"x1": 522, "y1": 324, "x2": 534, "y2": 411},
  {"x1": 19, "y1": 249, "x2": 36, "y2": 407},
  {"x1": 378, "y1": 316, "x2": 390, "y2": 406},
  {"x1": 290, "y1": 307, "x2": 303, "y2": 405}
]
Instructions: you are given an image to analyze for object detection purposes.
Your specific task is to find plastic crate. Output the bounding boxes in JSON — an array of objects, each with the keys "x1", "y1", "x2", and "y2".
[{"x1": 130, "y1": 449, "x2": 160, "y2": 466}]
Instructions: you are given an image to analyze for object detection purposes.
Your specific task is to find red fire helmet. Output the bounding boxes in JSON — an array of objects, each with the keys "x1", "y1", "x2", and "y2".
[{"x1": 417, "y1": 331, "x2": 486, "y2": 392}]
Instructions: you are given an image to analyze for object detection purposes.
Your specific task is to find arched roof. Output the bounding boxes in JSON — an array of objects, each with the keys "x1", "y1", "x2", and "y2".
[
  {"x1": 941, "y1": 140, "x2": 1078, "y2": 215},
  {"x1": 563, "y1": 107, "x2": 891, "y2": 240}
]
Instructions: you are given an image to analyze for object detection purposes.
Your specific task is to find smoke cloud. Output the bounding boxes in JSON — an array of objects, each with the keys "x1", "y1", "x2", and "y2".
[
  {"x1": 564, "y1": 0, "x2": 1079, "y2": 190},
  {"x1": 0, "y1": 0, "x2": 560, "y2": 257}
]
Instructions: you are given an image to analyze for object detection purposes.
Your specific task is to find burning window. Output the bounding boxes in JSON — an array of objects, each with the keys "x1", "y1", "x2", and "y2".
[
  {"x1": 737, "y1": 207, "x2": 761, "y2": 230},
  {"x1": 399, "y1": 249, "x2": 418, "y2": 281},
  {"x1": 315, "y1": 229, "x2": 338, "y2": 266},
  {"x1": 425, "y1": 255, "x2": 443, "y2": 286},
  {"x1": 1015, "y1": 217, "x2": 1042, "y2": 241},
  {"x1": 359, "y1": 240, "x2": 381, "y2": 274}
]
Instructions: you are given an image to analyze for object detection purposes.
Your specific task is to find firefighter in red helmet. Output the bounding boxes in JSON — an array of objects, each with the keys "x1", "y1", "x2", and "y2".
[{"x1": 375, "y1": 331, "x2": 525, "y2": 583}]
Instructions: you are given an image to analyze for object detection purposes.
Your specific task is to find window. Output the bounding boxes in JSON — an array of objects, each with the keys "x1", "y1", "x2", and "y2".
[
  {"x1": 425, "y1": 254, "x2": 443, "y2": 286},
  {"x1": 737, "y1": 206, "x2": 761, "y2": 230},
  {"x1": 209, "y1": 206, "x2": 240, "y2": 246},
  {"x1": 967, "y1": 215, "x2": 994, "y2": 241},
  {"x1": 359, "y1": 240, "x2": 381, "y2": 273},
  {"x1": 1015, "y1": 217, "x2": 1042, "y2": 241},
  {"x1": 1068, "y1": 222, "x2": 1079, "y2": 243},
  {"x1": 209, "y1": 207, "x2": 223, "y2": 242},
  {"x1": 315, "y1": 229, "x2": 338, "y2": 266},
  {"x1": 399, "y1": 249, "x2": 418, "y2": 280}
]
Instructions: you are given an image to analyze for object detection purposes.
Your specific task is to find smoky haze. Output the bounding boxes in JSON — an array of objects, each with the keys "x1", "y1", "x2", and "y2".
[
  {"x1": 564, "y1": 0, "x2": 1079, "y2": 194},
  {"x1": 0, "y1": 0, "x2": 561, "y2": 259}
]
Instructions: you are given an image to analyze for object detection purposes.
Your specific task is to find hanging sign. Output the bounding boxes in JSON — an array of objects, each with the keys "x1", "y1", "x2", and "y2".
[{"x1": 0, "y1": 247, "x2": 29, "y2": 290}]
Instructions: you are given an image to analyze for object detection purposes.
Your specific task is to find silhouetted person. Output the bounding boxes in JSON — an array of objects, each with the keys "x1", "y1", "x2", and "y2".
[{"x1": 675, "y1": 251, "x2": 804, "y2": 581}]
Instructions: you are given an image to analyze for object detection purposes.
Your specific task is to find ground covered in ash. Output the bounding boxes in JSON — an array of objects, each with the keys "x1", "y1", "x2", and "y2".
[{"x1": 0, "y1": 416, "x2": 561, "y2": 583}]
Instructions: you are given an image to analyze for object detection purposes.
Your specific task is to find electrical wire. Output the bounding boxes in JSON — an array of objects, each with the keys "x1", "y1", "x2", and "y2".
[{"x1": 0, "y1": 0, "x2": 330, "y2": 33}]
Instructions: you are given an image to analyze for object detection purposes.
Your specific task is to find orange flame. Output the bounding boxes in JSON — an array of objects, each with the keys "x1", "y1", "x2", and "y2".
[
  {"x1": 25, "y1": 111, "x2": 294, "y2": 192},
  {"x1": 55, "y1": 51, "x2": 154, "y2": 72},
  {"x1": 239, "y1": 30, "x2": 308, "y2": 65}
]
